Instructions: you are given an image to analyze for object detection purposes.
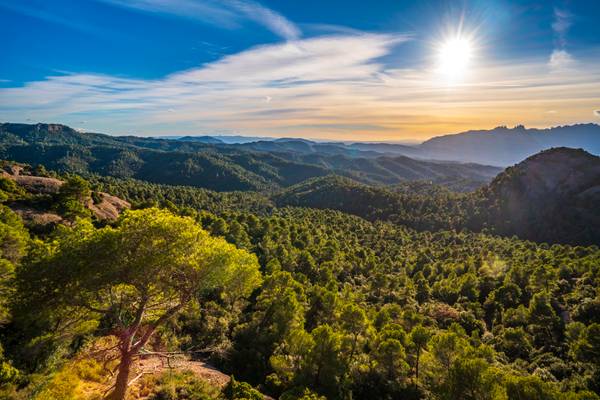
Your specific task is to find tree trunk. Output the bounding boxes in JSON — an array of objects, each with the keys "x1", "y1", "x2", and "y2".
[
  {"x1": 104, "y1": 302, "x2": 184, "y2": 400},
  {"x1": 107, "y1": 351, "x2": 133, "y2": 400}
]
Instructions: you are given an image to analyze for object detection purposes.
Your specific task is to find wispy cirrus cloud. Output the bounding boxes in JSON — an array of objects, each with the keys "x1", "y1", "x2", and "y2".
[
  {"x1": 1, "y1": 32, "x2": 600, "y2": 140},
  {"x1": 552, "y1": 8, "x2": 572, "y2": 47},
  {"x1": 549, "y1": 7, "x2": 574, "y2": 69},
  {"x1": 98, "y1": 0, "x2": 300, "y2": 40},
  {"x1": 228, "y1": 0, "x2": 300, "y2": 40}
]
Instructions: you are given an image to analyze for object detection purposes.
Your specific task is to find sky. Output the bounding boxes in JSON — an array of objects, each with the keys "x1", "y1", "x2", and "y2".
[{"x1": 1, "y1": 0, "x2": 600, "y2": 141}]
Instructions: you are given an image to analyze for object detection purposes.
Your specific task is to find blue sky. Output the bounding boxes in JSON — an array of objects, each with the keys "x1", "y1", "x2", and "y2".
[{"x1": 1, "y1": 0, "x2": 599, "y2": 140}]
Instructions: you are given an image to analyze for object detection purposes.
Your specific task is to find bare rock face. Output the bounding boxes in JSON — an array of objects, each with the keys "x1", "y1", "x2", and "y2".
[
  {"x1": 3, "y1": 169, "x2": 130, "y2": 224},
  {"x1": 10, "y1": 174, "x2": 64, "y2": 195},
  {"x1": 88, "y1": 193, "x2": 131, "y2": 221}
]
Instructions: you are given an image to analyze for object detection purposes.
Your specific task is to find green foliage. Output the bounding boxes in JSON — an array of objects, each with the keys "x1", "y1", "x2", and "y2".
[
  {"x1": 437, "y1": 357, "x2": 500, "y2": 400},
  {"x1": 504, "y1": 374, "x2": 560, "y2": 400},
  {"x1": 0, "y1": 206, "x2": 28, "y2": 325},
  {"x1": 54, "y1": 175, "x2": 91, "y2": 219},
  {"x1": 223, "y1": 376, "x2": 263, "y2": 400},
  {"x1": 149, "y1": 371, "x2": 219, "y2": 400},
  {"x1": 572, "y1": 324, "x2": 600, "y2": 364},
  {"x1": 13, "y1": 208, "x2": 262, "y2": 399},
  {"x1": 280, "y1": 387, "x2": 326, "y2": 400},
  {"x1": 88, "y1": 175, "x2": 273, "y2": 215},
  {"x1": 0, "y1": 344, "x2": 20, "y2": 387},
  {"x1": 29, "y1": 358, "x2": 105, "y2": 400},
  {"x1": 0, "y1": 176, "x2": 27, "y2": 203}
]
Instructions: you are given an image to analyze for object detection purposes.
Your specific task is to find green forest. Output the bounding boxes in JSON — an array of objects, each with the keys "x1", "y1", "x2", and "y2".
[
  {"x1": 0, "y1": 153, "x2": 599, "y2": 400},
  {"x1": 0, "y1": 124, "x2": 599, "y2": 399}
]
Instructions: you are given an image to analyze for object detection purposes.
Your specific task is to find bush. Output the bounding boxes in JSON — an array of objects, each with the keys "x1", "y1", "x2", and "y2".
[
  {"x1": 149, "y1": 370, "x2": 219, "y2": 400},
  {"x1": 223, "y1": 376, "x2": 263, "y2": 400},
  {"x1": 31, "y1": 359, "x2": 104, "y2": 400}
]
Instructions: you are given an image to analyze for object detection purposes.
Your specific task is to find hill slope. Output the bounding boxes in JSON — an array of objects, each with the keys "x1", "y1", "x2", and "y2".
[
  {"x1": 477, "y1": 147, "x2": 600, "y2": 244},
  {"x1": 273, "y1": 175, "x2": 466, "y2": 232},
  {"x1": 276, "y1": 148, "x2": 600, "y2": 245}
]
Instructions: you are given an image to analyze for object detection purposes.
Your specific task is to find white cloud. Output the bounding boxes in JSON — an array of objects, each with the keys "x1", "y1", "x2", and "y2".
[
  {"x1": 0, "y1": 34, "x2": 403, "y2": 125},
  {"x1": 98, "y1": 0, "x2": 300, "y2": 40},
  {"x1": 549, "y1": 49, "x2": 575, "y2": 70},
  {"x1": 595, "y1": 110, "x2": 600, "y2": 117},
  {"x1": 1, "y1": 33, "x2": 600, "y2": 139}
]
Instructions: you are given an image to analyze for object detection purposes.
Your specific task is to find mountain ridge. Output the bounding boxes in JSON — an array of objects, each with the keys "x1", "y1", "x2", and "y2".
[
  {"x1": 0, "y1": 122, "x2": 500, "y2": 192},
  {"x1": 419, "y1": 123, "x2": 600, "y2": 165}
]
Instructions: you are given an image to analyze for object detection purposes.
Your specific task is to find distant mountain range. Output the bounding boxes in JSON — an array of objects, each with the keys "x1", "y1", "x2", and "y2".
[
  {"x1": 164, "y1": 123, "x2": 600, "y2": 166},
  {"x1": 419, "y1": 124, "x2": 600, "y2": 166},
  {"x1": 2, "y1": 121, "x2": 599, "y2": 191},
  {"x1": 0, "y1": 123, "x2": 500, "y2": 192}
]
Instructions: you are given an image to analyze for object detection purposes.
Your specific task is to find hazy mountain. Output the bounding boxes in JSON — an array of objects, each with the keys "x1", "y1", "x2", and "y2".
[
  {"x1": 419, "y1": 124, "x2": 600, "y2": 166},
  {"x1": 347, "y1": 142, "x2": 423, "y2": 157},
  {"x1": 219, "y1": 123, "x2": 600, "y2": 167},
  {"x1": 213, "y1": 135, "x2": 276, "y2": 144},
  {"x1": 22, "y1": 122, "x2": 600, "y2": 168},
  {"x1": 177, "y1": 136, "x2": 225, "y2": 144}
]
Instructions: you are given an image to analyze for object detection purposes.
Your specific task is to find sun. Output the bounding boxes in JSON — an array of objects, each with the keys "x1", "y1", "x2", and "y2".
[{"x1": 436, "y1": 35, "x2": 474, "y2": 78}]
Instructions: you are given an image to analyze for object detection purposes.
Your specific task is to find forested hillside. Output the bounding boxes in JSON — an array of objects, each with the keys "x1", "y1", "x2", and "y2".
[
  {"x1": 1, "y1": 155, "x2": 600, "y2": 399},
  {"x1": 276, "y1": 148, "x2": 600, "y2": 246},
  {"x1": 0, "y1": 123, "x2": 501, "y2": 191}
]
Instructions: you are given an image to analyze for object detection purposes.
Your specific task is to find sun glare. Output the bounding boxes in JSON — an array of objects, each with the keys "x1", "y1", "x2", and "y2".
[{"x1": 437, "y1": 35, "x2": 474, "y2": 79}]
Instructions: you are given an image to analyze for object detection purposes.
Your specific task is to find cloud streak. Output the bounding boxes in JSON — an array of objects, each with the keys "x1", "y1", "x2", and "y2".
[
  {"x1": 549, "y1": 7, "x2": 573, "y2": 69},
  {"x1": 1, "y1": 32, "x2": 600, "y2": 140},
  {"x1": 552, "y1": 8, "x2": 572, "y2": 47},
  {"x1": 229, "y1": 0, "x2": 300, "y2": 40},
  {"x1": 98, "y1": 0, "x2": 300, "y2": 40}
]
